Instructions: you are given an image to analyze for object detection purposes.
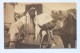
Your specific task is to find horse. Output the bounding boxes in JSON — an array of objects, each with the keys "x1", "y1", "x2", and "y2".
[
  {"x1": 59, "y1": 12, "x2": 76, "y2": 48},
  {"x1": 34, "y1": 12, "x2": 76, "y2": 48},
  {"x1": 34, "y1": 13, "x2": 63, "y2": 48},
  {"x1": 8, "y1": 16, "x2": 27, "y2": 48}
]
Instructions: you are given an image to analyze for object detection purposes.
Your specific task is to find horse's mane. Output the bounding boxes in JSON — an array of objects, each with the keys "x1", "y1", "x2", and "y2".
[{"x1": 63, "y1": 13, "x2": 76, "y2": 30}]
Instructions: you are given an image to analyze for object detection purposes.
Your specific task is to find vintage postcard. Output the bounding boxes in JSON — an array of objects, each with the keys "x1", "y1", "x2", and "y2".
[{"x1": 4, "y1": 2, "x2": 76, "y2": 49}]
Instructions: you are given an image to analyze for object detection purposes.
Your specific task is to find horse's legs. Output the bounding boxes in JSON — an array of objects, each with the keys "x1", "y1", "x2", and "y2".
[
  {"x1": 69, "y1": 40, "x2": 75, "y2": 48},
  {"x1": 63, "y1": 40, "x2": 68, "y2": 48},
  {"x1": 60, "y1": 36, "x2": 69, "y2": 48}
]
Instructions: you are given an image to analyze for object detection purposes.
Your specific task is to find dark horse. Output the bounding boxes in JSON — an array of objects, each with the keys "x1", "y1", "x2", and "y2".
[
  {"x1": 59, "y1": 13, "x2": 76, "y2": 48},
  {"x1": 39, "y1": 13, "x2": 76, "y2": 48}
]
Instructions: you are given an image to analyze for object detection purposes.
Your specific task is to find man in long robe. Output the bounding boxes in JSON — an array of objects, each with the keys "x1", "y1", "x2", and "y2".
[{"x1": 25, "y1": 7, "x2": 37, "y2": 43}]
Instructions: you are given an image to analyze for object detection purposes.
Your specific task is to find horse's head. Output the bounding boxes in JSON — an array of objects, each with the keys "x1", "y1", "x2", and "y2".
[
  {"x1": 8, "y1": 24, "x2": 19, "y2": 48},
  {"x1": 53, "y1": 14, "x2": 66, "y2": 30},
  {"x1": 63, "y1": 12, "x2": 76, "y2": 27}
]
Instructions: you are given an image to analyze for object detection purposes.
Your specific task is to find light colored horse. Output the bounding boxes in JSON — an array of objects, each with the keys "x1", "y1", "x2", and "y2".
[
  {"x1": 8, "y1": 10, "x2": 37, "y2": 48},
  {"x1": 8, "y1": 15, "x2": 27, "y2": 48}
]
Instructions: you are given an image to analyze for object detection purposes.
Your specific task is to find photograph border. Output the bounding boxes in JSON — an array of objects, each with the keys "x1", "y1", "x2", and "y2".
[{"x1": 0, "y1": 0, "x2": 80, "y2": 53}]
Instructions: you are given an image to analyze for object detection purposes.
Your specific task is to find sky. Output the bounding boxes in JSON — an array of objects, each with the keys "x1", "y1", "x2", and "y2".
[
  {"x1": 11, "y1": 3, "x2": 76, "y2": 14},
  {"x1": 42, "y1": 3, "x2": 76, "y2": 14}
]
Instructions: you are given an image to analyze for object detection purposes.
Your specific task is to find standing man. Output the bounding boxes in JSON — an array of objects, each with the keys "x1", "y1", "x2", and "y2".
[{"x1": 25, "y1": 7, "x2": 37, "y2": 43}]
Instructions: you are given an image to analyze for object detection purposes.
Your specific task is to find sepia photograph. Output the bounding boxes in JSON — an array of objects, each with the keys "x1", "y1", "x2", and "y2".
[{"x1": 4, "y1": 2, "x2": 76, "y2": 48}]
